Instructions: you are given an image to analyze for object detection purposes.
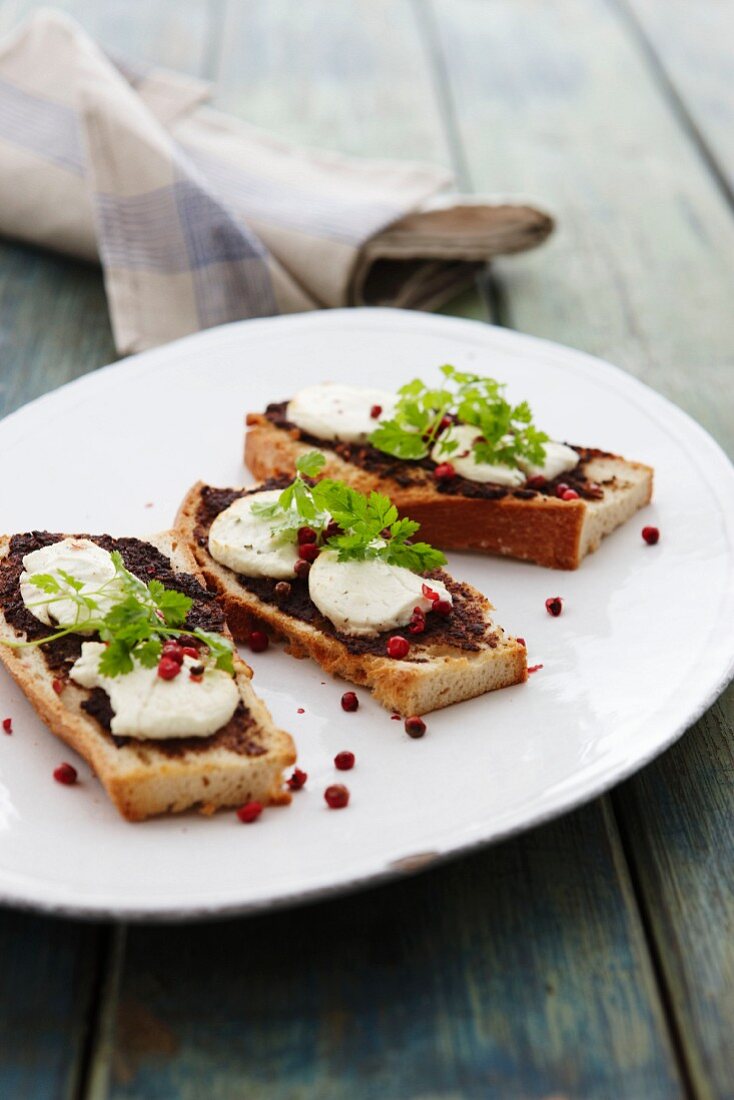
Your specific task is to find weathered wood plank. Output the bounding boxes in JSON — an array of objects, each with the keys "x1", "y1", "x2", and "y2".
[
  {"x1": 0, "y1": 241, "x2": 114, "y2": 418},
  {"x1": 213, "y1": 0, "x2": 451, "y2": 162},
  {"x1": 104, "y1": 805, "x2": 682, "y2": 1100},
  {"x1": 214, "y1": 0, "x2": 487, "y2": 322},
  {"x1": 85, "y1": 3, "x2": 685, "y2": 1096},
  {"x1": 624, "y1": 0, "x2": 734, "y2": 197},
  {"x1": 0, "y1": 0, "x2": 211, "y2": 75},
  {"x1": 428, "y1": 0, "x2": 734, "y2": 1092},
  {"x1": 615, "y1": 685, "x2": 734, "y2": 1100},
  {"x1": 429, "y1": 0, "x2": 734, "y2": 449},
  {"x1": 213, "y1": 0, "x2": 490, "y2": 324},
  {"x1": 0, "y1": 911, "x2": 105, "y2": 1100}
]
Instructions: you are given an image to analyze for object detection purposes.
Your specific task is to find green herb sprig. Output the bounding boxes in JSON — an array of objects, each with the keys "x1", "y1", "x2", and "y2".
[
  {"x1": 252, "y1": 451, "x2": 446, "y2": 573},
  {"x1": 250, "y1": 450, "x2": 331, "y2": 536},
  {"x1": 368, "y1": 364, "x2": 549, "y2": 468},
  {"x1": 7, "y1": 551, "x2": 234, "y2": 677}
]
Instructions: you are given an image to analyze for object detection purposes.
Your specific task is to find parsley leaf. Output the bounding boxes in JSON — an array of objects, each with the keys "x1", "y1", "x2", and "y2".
[
  {"x1": 254, "y1": 469, "x2": 447, "y2": 572},
  {"x1": 251, "y1": 451, "x2": 332, "y2": 537},
  {"x1": 153, "y1": 587, "x2": 192, "y2": 626},
  {"x1": 24, "y1": 573, "x2": 62, "y2": 594},
  {"x1": 386, "y1": 539, "x2": 446, "y2": 573},
  {"x1": 228, "y1": 449, "x2": 446, "y2": 573},
  {"x1": 193, "y1": 629, "x2": 235, "y2": 675},
  {"x1": 135, "y1": 639, "x2": 164, "y2": 669},
  {"x1": 57, "y1": 569, "x2": 85, "y2": 593},
  {"x1": 368, "y1": 420, "x2": 430, "y2": 460},
  {"x1": 368, "y1": 364, "x2": 549, "y2": 469},
  {"x1": 296, "y1": 450, "x2": 326, "y2": 477},
  {"x1": 98, "y1": 639, "x2": 135, "y2": 678},
  {"x1": 4, "y1": 547, "x2": 235, "y2": 678}
]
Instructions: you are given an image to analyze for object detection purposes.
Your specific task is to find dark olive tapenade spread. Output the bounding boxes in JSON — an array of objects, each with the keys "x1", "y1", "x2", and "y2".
[
  {"x1": 263, "y1": 400, "x2": 611, "y2": 501},
  {"x1": 194, "y1": 487, "x2": 499, "y2": 658},
  {"x1": 0, "y1": 532, "x2": 264, "y2": 757}
]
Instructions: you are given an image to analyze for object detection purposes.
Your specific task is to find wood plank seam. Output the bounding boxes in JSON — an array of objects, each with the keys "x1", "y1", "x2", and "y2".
[
  {"x1": 615, "y1": 683, "x2": 734, "y2": 1100},
  {"x1": 77, "y1": 925, "x2": 127, "y2": 1100},
  {"x1": 411, "y1": 0, "x2": 500, "y2": 324},
  {"x1": 409, "y1": 0, "x2": 473, "y2": 189},
  {"x1": 611, "y1": 0, "x2": 734, "y2": 215},
  {"x1": 610, "y1": 789, "x2": 699, "y2": 1099},
  {"x1": 202, "y1": 0, "x2": 229, "y2": 86}
]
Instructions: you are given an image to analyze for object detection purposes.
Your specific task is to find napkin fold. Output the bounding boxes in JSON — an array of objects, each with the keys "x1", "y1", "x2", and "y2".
[{"x1": 0, "y1": 10, "x2": 553, "y2": 353}]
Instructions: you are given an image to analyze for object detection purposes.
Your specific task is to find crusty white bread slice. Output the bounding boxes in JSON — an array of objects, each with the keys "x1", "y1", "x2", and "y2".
[
  {"x1": 0, "y1": 531, "x2": 295, "y2": 821},
  {"x1": 176, "y1": 483, "x2": 527, "y2": 716},
  {"x1": 245, "y1": 418, "x2": 654, "y2": 570}
]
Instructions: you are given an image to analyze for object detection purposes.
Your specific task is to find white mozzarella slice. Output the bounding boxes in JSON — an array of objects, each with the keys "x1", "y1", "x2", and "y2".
[
  {"x1": 20, "y1": 538, "x2": 122, "y2": 629},
  {"x1": 431, "y1": 424, "x2": 525, "y2": 487},
  {"x1": 518, "y1": 441, "x2": 579, "y2": 481},
  {"x1": 287, "y1": 383, "x2": 396, "y2": 443},
  {"x1": 70, "y1": 642, "x2": 239, "y2": 740},
  {"x1": 308, "y1": 550, "x2": 451, "y2": 637},
  {"x1": 208, "y1": 490, "x2": 298, "y2": 579}
]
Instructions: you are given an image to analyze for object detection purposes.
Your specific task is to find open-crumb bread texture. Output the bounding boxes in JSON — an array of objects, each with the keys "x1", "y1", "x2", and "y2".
[
  {"x1": 176, "y1": 482, "x2": 528, "y2": 717},
  {"x1": 0, "y1": 531, "x2": 295, "y2": 821},
  {"x1": 245, "y1": 407, "x2": 654, "y2": 570}
]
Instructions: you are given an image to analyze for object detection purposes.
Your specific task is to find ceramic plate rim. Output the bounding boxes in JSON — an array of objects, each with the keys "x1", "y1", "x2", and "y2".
[{"x1": 1, "y1": 308, "x2": 733, "y2": 922}]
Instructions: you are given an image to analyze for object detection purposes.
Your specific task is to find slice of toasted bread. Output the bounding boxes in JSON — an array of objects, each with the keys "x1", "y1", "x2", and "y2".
[
  {"x1": 176, "y1": 483, "x2": 527, "y2": 716},
  {"x1": 245, "y1": 416, "x2": 654, "y2": 570},
  {"x1": 0, "y1": 531, "x2": 295, "y2": 821}
]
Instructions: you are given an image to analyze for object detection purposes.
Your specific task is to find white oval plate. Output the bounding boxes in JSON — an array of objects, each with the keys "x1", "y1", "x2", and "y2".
[{"x1": 0, "y1": 309, "x2": 732, "y2": 920}]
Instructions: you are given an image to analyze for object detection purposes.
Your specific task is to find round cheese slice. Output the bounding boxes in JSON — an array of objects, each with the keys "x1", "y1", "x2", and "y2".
[
  {"x1": 518, "y1": 441, "x2": 579, "y2": 481},
  {"x1": 287, "y1": 382, "x2": 396, "y2": 443},
  {"x1": 70, "y1": 642, "x2": 240, "y2": 740},
  {"x1": 208, "y1": 490, "x2": 299, "y2": 579},
  {"x1": 431, "y1": 424, "x2": 526, "y2": 487},
  {"x1": 308, "y1": 550, "x2": 452, "y2": 637},
  {"x1": 20, "y1": 538, "x2": 122, "y2": 629}
]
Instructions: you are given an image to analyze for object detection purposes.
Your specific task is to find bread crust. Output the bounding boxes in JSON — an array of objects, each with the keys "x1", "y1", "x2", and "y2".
[
  {"x1": 176, "y1": 484, "x2": 527, "y2": 716},
  {"x1": 245, "y1": 419, "x2": 654, "y2": 569},
  {"x1": 0, "y1": 532, "x2": 295, "y2": 821}
]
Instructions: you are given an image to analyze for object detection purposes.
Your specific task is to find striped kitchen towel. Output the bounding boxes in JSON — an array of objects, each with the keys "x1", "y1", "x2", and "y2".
[{"x1": 0, "y1": 9, "x2": 553, "y2": 354}]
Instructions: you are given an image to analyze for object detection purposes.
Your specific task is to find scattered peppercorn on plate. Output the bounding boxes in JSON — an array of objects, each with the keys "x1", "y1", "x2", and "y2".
[{"x1": 0, "y1": 310, "x2": 732, "y2": 919}]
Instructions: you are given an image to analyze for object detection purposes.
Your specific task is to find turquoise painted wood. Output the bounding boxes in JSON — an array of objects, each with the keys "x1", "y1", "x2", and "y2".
[
  {"x1": 616, "y1": 685, "x2": 734, "y2": 1100},
  {"x1": 628, "y1": 0, "x2": 734, "y2": 193},
  {"x1": 611, "y1": 7, "x2": 734, "y2": 1093},
  {"x1": 0, "y1": 240, "x2": 114, "y2": 418},
  {"x1": 429, "y1": 0, "x2": 734, "y2": 449},
  {"x1": 213, "y1": 0, "x2": 452, "y2": 162},
  {"x1": 103, "y1": 806, "x2": 681, "y2": 1100},
  {"x1": 0, "y1": 909, "x2": 105, "y2": 1099},
  {"x1": 0, "y1": 0, "x2": 211, "y2": 75}
]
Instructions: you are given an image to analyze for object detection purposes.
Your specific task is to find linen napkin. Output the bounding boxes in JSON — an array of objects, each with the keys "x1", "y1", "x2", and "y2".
[{"x1": 0, "y1": 9, "x2": 553, "y2": 354}]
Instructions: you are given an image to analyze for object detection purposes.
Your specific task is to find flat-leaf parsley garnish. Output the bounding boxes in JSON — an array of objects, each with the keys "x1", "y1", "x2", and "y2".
[
  {"x1": 250, "y1": 451, "x2": 331, "y2": 535},
  {"x1": 6, "y1": 550, "x2": 234, "y2": 676},
  {"x1": 368, "y1": 364, "x2": 549, "y2": 468},
  {"x1": 252, "y1": 451, "x2": 446, "y2": 572}
]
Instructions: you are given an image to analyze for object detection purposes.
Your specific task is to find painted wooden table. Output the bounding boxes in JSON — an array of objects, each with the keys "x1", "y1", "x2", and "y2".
[{"x1": 1, "y1": 2, "x2": 732, "y2": 1097}]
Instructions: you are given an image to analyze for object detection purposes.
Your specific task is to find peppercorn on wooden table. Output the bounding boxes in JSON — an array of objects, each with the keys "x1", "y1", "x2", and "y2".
[{"x1": 1, "y1": 1, "x2": 733, "y2": 1097}]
